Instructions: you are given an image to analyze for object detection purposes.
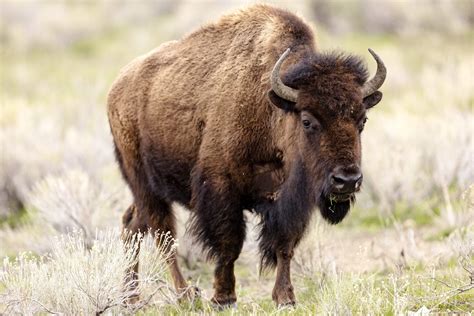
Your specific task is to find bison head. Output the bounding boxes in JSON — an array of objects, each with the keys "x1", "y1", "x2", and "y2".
[{"x1": 268, "y1": 48, "x2": 386, "y2": 224}]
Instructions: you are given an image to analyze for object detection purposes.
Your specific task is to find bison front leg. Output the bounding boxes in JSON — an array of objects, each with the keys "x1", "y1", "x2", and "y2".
[
  {"x1": 273, "y1": 248, "x2": 296, "y2": 306},
  {"x1": 259, "y1": 217, "x2": 297, "y2": 306},
  {"x1": 258, "y1": 209, "x2": 306, "y2": 306},
  {"x1": 257, "y1": 160, "x2": 313, "y2": 306},
  {"x1": 190, "y1": 168, "x2": 246, "y2": 308},
  {"x1": 260, "y1": 229, "x2": 298, "y2": 306}
]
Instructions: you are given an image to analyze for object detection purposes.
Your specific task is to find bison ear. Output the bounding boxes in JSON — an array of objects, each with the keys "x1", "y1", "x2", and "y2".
[
  {"x1": 267, "y1": 90, "x2": 296, "y2": 112},
  {"x1": 363, "y1": 91, "x2": 383, "y2": 109}
]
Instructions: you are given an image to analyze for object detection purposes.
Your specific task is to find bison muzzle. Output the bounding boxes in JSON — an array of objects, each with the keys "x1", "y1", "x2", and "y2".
[{"x1": 107, "y1": 4, "x2": 386, "y2": 307}]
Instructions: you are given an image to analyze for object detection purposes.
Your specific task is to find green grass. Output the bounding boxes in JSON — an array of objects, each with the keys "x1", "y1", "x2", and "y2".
[
  {"x1": 343, "y1": 201, "x2": 435, "y2": 231},
  {"x1": 342, "y1": 190, "x2": 469, "y2": 230},
  {"x1": 426, "y1": 228, "x2": 456, "y2": 242},
  {"x1": 0, "y1": 208, "x2": 30, "y2": 229},
  {"x1": 137, "y1": 263, "x2": 474, "y2": 315}
]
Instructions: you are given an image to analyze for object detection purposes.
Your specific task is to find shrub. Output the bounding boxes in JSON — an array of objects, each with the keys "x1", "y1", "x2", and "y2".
[
  {"x1": 0, "y1": 229, "x2": 176, "y2": 314},
  {"x1": 27, "y1": 169, "x2": 129, "y2": 245}
]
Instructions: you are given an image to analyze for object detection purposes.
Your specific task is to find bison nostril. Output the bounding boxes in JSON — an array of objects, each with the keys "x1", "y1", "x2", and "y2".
[
  {"x1": 332, "y1": 175, "x2": 346, "y2": 185},
  {"x1": 330, "y1": 172, "x2": 362, "y2": 192}
]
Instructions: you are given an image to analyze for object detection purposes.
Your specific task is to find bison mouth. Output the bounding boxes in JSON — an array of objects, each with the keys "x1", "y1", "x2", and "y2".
[
  {"x1": 318, "y1": 192, "x2": 355, "y2": 224},
  {"x1": 328, "y1": 192, "x2": 352, "y2": 203}
]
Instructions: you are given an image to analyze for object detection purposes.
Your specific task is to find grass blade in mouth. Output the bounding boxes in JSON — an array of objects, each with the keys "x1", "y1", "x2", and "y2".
[{"x1": 329, "y1": 193, "x2": 352, "y2": 203}]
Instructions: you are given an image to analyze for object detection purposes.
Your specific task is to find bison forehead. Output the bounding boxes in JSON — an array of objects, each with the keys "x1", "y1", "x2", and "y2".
[
  {"x1": 283, "y1": 52, "x2": 369, "y2": 88},
  {"x1": 322, "y1": 86, "x2": 363, "y2": 114},
  {"x1": 283, "y1": 52, "x2": 369, "y2": 117},
  {"x1": 300, "y1": 83, "x2": 365, "y2": 119}
]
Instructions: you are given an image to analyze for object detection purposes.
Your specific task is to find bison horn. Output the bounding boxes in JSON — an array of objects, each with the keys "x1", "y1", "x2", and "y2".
[
  {"x1": 270, "y1": 48, "x2": 299, "y2": 103},
  {"x1": 361, "y1": 48, "x2": 387, "y2": 98}
]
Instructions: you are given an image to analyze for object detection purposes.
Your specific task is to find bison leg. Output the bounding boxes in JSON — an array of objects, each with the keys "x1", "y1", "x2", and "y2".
[
  {"x1": 272, "y1": 248, "x2": 296, "y2": 306},
  {"x1": 145, "y1": 200, "x2": 194, "y2": 301},
  {"x1": 211, "y1": 247, "x2": 242, "y2": 307},
  {"x1": 121, "y1": 204, "x2": 146, "y2": 304},
  {"x1": 256, "y1": 160, "x2": 313, "y2": 306},
  {"x1": 258, "y1": 209, "x2": 300, "y2": 306},
  {"x1": 122, "y1": 200, "x2": 193, "y2": 303},
  {"x1": 190, "y1": 170, "x2": 246, "y2": 307}
]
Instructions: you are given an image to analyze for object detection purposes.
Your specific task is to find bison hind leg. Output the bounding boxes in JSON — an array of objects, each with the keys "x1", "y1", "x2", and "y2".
[
  {"x1": 121, "y1": 204, "x2": 146, "y2": 305},
  {"x1": 121, "y1": 200, "x2": 195, "y2": 304}
]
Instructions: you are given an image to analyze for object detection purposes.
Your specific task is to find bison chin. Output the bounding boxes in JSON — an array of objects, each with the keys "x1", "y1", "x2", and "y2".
[{"x1": 318, "y1": 194, "x2": 354, "y2": 224}]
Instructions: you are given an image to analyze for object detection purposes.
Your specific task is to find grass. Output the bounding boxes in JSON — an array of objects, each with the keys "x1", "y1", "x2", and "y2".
[
  {"x1": 0, "y1": 208, "x2": 29, "y2": 229},
  {"x1": 343, "y1": 195, "x2": 446, "y2": 230},
  {"x1": 138, "y1": 262, "x2": 473, "y2": 315},
  {"x1": 0, "y1": 230, "x2": 176, "y2": 314}
]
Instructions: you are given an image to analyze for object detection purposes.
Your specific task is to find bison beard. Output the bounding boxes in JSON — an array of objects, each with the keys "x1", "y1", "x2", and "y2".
[
  {"x1": 255, "y1": 159, "x2": 353, "y2": 269},
  {"x1": 318, "y1": 194, "x2": 354, "y2": 225}
]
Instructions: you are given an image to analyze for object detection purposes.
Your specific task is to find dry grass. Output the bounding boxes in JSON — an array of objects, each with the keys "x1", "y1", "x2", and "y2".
[
  {"x1": 27, "y1": 170, "x2": 128, "y2": 243},
  {"x1": 0, "y1": 229, "x2": 177, "y2": 315}
]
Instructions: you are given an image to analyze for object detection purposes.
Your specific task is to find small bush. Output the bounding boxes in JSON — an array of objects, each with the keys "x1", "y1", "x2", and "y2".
[
  {"x1": 0, "y1": 103, "x2": 118, "y2": 217},
  {"x1": 27, "y1": 170, "x2": 128, "y2": 244},
  {"x1": 0, "y1": 229, "x2": 176, "y2": 314}
]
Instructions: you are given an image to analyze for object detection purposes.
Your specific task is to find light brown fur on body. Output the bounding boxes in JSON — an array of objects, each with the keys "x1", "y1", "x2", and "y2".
[
  {"x1": 108, "y1": 4, "x2": 384, "y2": 307},
  {"x1": 108, "y1": 6, "x2": 313, "y2": 181}
]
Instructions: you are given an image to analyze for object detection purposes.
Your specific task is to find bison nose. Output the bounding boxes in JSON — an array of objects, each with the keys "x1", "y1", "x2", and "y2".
[{"x1": 330, "y1": 168, "x2": 363, "y2": 193}]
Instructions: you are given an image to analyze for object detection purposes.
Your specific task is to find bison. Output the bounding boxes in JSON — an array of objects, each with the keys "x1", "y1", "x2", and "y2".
[{"x1": 107, "y1": 4, "x2": 386, "y2": 307}]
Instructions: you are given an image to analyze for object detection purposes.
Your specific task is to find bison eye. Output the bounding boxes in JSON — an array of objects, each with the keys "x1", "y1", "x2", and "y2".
[{"x1": 301, "y1": 111, "x2": 320, "y2": 133}]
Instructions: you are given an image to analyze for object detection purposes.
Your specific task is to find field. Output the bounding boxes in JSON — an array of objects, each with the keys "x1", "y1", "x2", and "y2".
[{"x1": 0, "y1": 1, "x2": 473, "y2": 314}]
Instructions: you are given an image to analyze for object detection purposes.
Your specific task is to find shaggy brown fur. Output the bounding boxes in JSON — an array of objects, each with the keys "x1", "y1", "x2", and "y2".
[{"x1": 107, "y1": 4, "x2": 384, "y2": 307}]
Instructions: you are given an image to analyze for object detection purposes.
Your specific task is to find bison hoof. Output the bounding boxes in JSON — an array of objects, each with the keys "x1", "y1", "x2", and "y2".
[
  {"x1": 277, "y1": 300, "x2": 296, "y2": 309},
  {"x1": 212, "y1": 301, "x2": 237, "y2": 311},
  {"x1": 272, "y1": 286, "x2": 296, "y2": 307},
  {"x1": 211, "y1": 294, "x2": 237, "y2": 310},
  {"x1": 178, "y1": 285, "x2": 201, "y2": 303},
  {"x1": 122, "y1": 294, "x2": 140, "y2": 306}
]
